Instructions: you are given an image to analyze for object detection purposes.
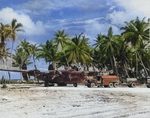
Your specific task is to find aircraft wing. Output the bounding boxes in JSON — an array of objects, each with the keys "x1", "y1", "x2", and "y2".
[{"x1": 0, "y1": 69, "x2": 38, "y2": 76}]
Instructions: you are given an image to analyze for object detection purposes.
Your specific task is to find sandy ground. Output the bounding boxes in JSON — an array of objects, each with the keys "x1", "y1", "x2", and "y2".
[{"x1": 1, "y1": 84, "x2": 150, "y2": 118}]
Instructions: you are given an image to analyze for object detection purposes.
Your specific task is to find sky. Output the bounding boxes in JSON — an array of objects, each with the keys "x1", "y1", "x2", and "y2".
[{"x1": 0, "y1": 0, "x2": 150, "y2": 79}]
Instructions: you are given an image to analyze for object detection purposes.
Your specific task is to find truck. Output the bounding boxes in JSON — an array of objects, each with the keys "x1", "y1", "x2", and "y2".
[
  {"x1": 125, "y1": 78, "x2": 139, "y2": 87},
  {"x1": 84, "y1": 71, "x2": 119, "y2": 88},
  {"x1": 146, "y1": 78, "x2": 150, "y2": 88}
]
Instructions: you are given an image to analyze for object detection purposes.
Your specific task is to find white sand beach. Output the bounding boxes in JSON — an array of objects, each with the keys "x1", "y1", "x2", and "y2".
[{"x1": 0, "y1": 84, "x2": 150, "y2": 118}]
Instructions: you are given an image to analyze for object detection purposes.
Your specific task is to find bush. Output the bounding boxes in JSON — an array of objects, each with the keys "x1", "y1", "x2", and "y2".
[
  {"x1": 0, "y1": 80, "x2": 19, "y2": 84},
  {"x1": 0, "y1": 79, "x2": 36, "y2": 84},
  {"x1": 0, "y1": 79, "x2": 6, "y2": 84},
  {"x1": 1, "y1": 84, "x2": 7, "y2": 88},
  {"x1": 24, "y1": 80, "x2": 34, "y2": 84}
]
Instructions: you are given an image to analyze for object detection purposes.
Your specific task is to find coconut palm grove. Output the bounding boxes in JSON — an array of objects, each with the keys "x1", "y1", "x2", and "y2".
[{"x1": 0, "y1": 17, "x2": 150, "y2": 82}]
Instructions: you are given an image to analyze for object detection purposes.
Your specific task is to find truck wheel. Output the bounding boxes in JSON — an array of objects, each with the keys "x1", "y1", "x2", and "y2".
[
  {"x1": 131, "y1": 83, "x2": 136, "y2": 88},
  {"x1": 90, "y1": 83, "x2": 95, "y2": 88},
  {"x1": 109, "y1": 82, "x2": 114, "y2": 88},
  {"x1": 104, "y1": 85, "x2": 108, "y2": 87},
  {"x1": 113, "y1": 82, "x2": 118, "y2": 88},
  {"x1": 87, "y1": 83, "x2": 91, "y2": 88},
  {"x1": 44, "y1": 76, "x2": 49, "y2": 87},
  {"x1": 73, "y1": 83, "x2": 77, "y2": 87},
  {"x1": 147, "y1": 85, "x2": 150, "y2": 88}
]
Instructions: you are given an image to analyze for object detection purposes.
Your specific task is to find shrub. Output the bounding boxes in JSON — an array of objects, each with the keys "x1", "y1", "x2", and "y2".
[{"x1": 1, "y1": 84, "x2": 7, "y2": 88}]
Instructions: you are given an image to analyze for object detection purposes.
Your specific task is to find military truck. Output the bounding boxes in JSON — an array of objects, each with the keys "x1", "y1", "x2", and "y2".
[{"x1": 84, "y1": 71, "x2": 119, "y2": 88}]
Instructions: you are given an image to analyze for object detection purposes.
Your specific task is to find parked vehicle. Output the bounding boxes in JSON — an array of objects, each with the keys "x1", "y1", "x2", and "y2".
[
  {"x1": 0, "y1": 68, "x2": 87, "y2": 87},
  {"x1": 125, "y1": 78, "x2": 139, "y2": 87},
  {"x1": 84, "y1": 71, "x2": 119, "y2": 88},
  {"x1": 43, "y1": 69, "x2": 87, "y2": 87},
  {"x1": 146, "y1": 78, "x2": 150, "y2": 88}
]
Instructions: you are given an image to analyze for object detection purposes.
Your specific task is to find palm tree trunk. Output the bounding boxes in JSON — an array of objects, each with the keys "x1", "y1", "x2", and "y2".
[
  {"x1": 9, "y1": 42, "x2": 14, "y2": 82},
  {"x1": 52, "y1": 61, "x2": 56, "y2": 70},
  {"x1": 86, "y1": 63, "x2": 89, "y2": 71},
  {"x1": 146, "y1": 62, "x2": 150, "y2": 74},
  {"x1": 3, "y1": 57, "x2": 7, "y2": 82},
  {"x1": 60, "y1": 41, "x2": 69, "y2": 67},
  {"x1": 110, "y1": 57, "x2": 114, "y2": 73},
  {"x1": 8, "y1": 71, "x2": 10, "y2": 83},
  {"x1": 11, "y1": 42, "x2": 14, "y2": 69},
  {"x1": 20, "y1": 72, "x2": 22, "y2": 82},
  {"x1": 136, "y1": 51, "x2": 138, "y2": 78},
  {"x1": 5, "y1": 57, "x2": 11, "y2": 83},
  {"x1": 63, "y1": 51, "x2": 69, "y2": 67},
  {"x1": 33, "y1": 56, "x2": 37, "y2": 70},
  {"x1": 112, "y1": 55, "x2": 118, "y2": 76},
  {"x1": 137, "y1": 52, "x2": 149, "y2": 77},
  {"x1": 77, "y1": 63, "x2": 80, "y2": 70},
  {"x1": 19, "y1": 66, "x2": 22, "y2": 82},
  {"x1": 91, "y1": 64, "x2": 95, "y2": 71},
  {"x1": 124, "y1": 61, "x2": 130, "y2": 78},
  {"x1": 27, "y1": 74, "x2": 30, "y2": 81}
]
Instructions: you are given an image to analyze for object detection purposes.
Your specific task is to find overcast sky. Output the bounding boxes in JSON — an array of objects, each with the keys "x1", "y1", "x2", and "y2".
[{"x1": 1, "y1": 0, "x2": 150, "y2": 79}]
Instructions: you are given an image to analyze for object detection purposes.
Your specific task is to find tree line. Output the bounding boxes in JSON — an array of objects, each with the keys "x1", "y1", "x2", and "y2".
[{"x1": 0, "y1": 17, "x2": 150, "y2": 81}]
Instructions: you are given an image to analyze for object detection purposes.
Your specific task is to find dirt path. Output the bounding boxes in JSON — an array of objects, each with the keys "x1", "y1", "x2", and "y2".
[{"x1": 0, "y1": 85, "x2": 150, "y2": 118}]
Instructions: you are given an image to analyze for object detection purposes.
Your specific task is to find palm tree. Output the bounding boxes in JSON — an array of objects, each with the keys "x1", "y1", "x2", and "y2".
[
  {"x1": 121, "y1": 17, "x2": 149, "y2": 77},
  {"x1": 53, "y1": 29, "x2": 70, "y2": 66},
  {"x1": 17, "y1": 39, "x2": 32, "y2": 71},
  {"x1": 136, "y1": 41, "x2": 150, "y2": 78},
  {"x1": 30, "y1": 43, "x2": 39, "y2": 70},
  {"x1": 13, "y1": 47, "x2": 32, "y2": 81},
  {"x1": 0, "y1": 46, "x2": 11, "y2": 83},
  {"x1": 0, "y1": 23, "x2": 10, "y2": 42},
  {"x1": 115, "y1": 36, "x2": 134, "y2": 78},
  {"x1": 93, "y1": 33, "x2": 105, "y2": 49},
  {"x1": 36, "y1": 40, "x2": 57, "y2": 69},
  {"x1": 66, "y1": 33, "x2": 93, "y2": 69},
  {"x1": 8, "y1": 18, "x2": 25, "y2": 68},
  {"x1": 0, "y1": 46, "x2": 11, "y2": 69},
  {"x1": 13, "y1": 39, "x2": 33, "y2": 81},
  {"x1": 97, "y1": 27, "x2": 120, "y2": 75},
  {"x1": 13, "y1": 48, "x2": 31, "y2": 69},
  {"x1": 0, "y1": 23, "x2": 10, "y2": 53},
  {"x1": 0, "y1": 23, "x2": 5, "y2": 44},
  {"x1": 0, "y1": 23, "x2": 13, "y2": 82},
  {"x1": 92, "y1": 33, "x2": 107, "y2": 71},
  {"x1": 4, "y1": 18, "x2": 25, "y2": 81},
  {"x1": 142, "y1": 48, "x2": 150, "y2": 76},
  {"x1": 18, "y1": 39, "x2": 31, "y2": 55},
  {"x1": 90, "y1": 47, "x2": 104, "y2": 71}
]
